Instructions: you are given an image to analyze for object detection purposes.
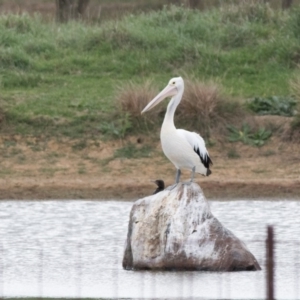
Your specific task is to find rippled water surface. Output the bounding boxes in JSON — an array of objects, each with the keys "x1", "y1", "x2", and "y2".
[{"x1": 0, "y1": 199, "x2": 299, "y2": 299}]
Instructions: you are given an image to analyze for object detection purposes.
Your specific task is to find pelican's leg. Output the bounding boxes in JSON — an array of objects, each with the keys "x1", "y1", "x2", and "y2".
[
  {"x1": 190, "y1": 166, "x2": 196, "y2": 183},
  {"x1": 183, "y1": 166, "x2": 195, "y2": 186},
  {"x1": 175, "y1": 169, "x2": 181, "y2": 184}
]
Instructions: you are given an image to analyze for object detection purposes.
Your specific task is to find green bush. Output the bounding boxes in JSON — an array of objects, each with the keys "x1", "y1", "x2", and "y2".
[
  {"x1": 227, "y1": 123, "x2": 272, "y2": 147},
  {"x1": 247, "y1": 96, "x2": 297, "y2": 116}
]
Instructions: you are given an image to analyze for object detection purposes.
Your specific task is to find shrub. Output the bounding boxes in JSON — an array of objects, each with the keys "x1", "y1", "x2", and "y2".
[
  {"x1": 179, "y1": 80, "x2": 221, "y2": 137},
  {"x1": 247, "y1": 96, "x2": 297, "y2": 116},
  {"x1": 227, "y1": 123, "x2": 253, "y2": 145},
  {"x1": 282, "y1": 71, "x2": 300, "y2": 142},
  {"x1": 290, "y1": 73, "x2": 300, "y2": 102},
  {"x1": 227, "y1": 123, "x2": 272, "y2": 147},
  {"x1": 284, "y1": 114, "x2": 300, "y2": 142},
  {"x1": 251, "y1": 127, "x2": 273, "y2": 147},
  {"x1": 177, "y1": 78, "x2": 245, "y2": 139},
  {"x1": 116, "y1": 80, "x2": 164, "y2": 127}
]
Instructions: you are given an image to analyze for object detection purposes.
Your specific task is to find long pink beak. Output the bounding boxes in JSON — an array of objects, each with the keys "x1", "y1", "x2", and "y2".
[{"x1": 141, "y1": 84, "x2": 178, "y2": 114}]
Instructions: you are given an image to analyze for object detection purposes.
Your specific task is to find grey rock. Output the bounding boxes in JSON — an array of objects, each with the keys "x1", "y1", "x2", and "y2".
[{"x1": 123, "y1": 183, "x2": 261, "y2": 271}]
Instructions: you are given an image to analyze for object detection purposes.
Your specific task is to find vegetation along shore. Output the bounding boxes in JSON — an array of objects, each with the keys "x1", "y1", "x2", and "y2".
[{"x1": 0, "y1": 1, "x2": 299, "y2": 199}]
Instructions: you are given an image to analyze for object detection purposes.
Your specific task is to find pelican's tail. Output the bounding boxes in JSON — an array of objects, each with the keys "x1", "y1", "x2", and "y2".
[{"x1": 206, "y1": 168, "x2": 212, "y2": 176}]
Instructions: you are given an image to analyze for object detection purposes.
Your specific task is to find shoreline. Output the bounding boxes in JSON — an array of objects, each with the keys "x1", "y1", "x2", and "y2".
[
  {"x1": 1, "y1": 179, "x2": 299, "y2": 200},
  {"x1": 1, "y1": 135, "x2": 299, "y2": 201}
]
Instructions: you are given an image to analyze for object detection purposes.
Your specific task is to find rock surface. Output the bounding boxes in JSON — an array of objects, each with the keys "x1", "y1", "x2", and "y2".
[{"x1": 123, "y1": 183, "x2": 261, "y2": 271}]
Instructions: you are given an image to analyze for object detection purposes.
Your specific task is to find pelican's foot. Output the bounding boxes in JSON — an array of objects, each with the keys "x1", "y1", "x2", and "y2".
[
  {"x1": 182, "y1": 181, "x2": 193, "y2": 186},
  {"x1": 166, "y1": 183, "x2": 178, "y2": 191}
]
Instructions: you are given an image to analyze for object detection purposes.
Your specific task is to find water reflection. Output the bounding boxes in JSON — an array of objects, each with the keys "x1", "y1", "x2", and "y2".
[{"x1": 0, "y1": 199, "x2": 299, "y2": 299}]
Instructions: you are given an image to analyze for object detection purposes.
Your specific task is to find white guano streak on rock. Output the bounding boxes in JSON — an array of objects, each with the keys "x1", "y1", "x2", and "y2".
[{"x1": 180, "y1": 185, "x2": 217, "y2": 261}]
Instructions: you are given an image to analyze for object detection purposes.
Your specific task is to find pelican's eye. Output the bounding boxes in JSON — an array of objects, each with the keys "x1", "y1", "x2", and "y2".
[{"x1": 172, "y1": 81, "x2": 175, "y2": 85}]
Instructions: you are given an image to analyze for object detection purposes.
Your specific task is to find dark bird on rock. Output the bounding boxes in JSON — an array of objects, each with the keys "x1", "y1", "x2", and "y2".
[{"x1": 153, "y1": 179, "x2": 165, "y2": 194}]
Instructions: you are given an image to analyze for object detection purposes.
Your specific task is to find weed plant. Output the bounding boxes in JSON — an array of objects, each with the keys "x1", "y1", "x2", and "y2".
[
  {"x1": 247, "y1": 96, "x2": 297, "y2": 116},
  {"x1": 227, "y1": 123, "x2": 272, "y2": 147},
  {"x1": 98, "y1": 113, "x2": 132, "y2": 139},
  {"x1": 227, "y1": 123, "x2": 253, "y2": 145}
]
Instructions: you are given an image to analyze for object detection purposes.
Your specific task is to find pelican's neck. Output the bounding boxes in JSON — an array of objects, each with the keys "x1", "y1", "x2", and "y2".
[{"x1": 162, "y1": 89, "x2": 183, "y2": 131}]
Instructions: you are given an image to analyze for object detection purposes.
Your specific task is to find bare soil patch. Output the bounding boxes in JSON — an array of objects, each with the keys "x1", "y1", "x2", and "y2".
[{"x1": 0, "y1": 133, "x2": 299, "y2": 200}]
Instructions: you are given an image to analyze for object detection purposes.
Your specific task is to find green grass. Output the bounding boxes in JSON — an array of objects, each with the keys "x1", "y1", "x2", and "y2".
[
  {"x1": 227, "y1": 148, "x2": 240, "y2": 159},
  {"x1": 1, "y1": 3, "x2": 300, "y2": 139},
  {"x1": 114, "y1": 143, "x2": 153, "y2": 159}
]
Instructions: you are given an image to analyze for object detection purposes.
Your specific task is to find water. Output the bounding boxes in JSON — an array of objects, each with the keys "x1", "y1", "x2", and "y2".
[{"x1": 0, "y1": 199, "x2": 299, "y2": 299}]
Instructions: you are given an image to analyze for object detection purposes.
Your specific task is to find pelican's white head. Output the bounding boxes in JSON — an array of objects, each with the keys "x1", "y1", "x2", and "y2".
[
  {"x1": 167, "y1": 76, "x2": 184, "y2": 88},
  {"x1": 141, "y1": 76, "x2": 184, "y2": 114}
]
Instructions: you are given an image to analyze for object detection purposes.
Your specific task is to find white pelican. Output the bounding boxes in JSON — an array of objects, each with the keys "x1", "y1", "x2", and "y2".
[{"x1": 141, "y1": 77, "x2": 212, "y2": 184}]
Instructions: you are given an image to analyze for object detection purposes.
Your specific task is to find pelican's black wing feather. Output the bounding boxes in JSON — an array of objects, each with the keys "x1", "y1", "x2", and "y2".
[{"x1": 194, "y1": 146, "x2": 213, "y2": 169}]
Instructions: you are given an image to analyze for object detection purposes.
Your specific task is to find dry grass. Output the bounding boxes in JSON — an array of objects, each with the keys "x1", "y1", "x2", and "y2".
[
  {"x1": 281, "y1": 118, "x2": 300, "y2": 142},
  {"x1": 219, "y1": 0, "x2": 278, "y2": 24},
  {"x1": 116, "y1": 78, "x2": 246, "y2": 138},
  {"x1": 281, "y1": 73, "x2": 300, "y2": 142},
  {"x1": 179, "y1": 80, "x2": 221, "y2": 138},
  {"x1": 0, "y1": 108, "x2": 5, "y2": 126},
  {"x1": 116, "y1": 80, "x2": 164, "y2": 125},
  {"x1": 178, "y1": 79, "x2": 245, "y2": 139},
  {"x1": 290, "y1": 72, "x2": 300, "y2": 102}
]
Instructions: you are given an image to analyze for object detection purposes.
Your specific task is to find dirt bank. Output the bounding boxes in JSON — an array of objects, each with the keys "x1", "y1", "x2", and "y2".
[
  {"x1": 0, "y1": 134, "x2": 299, "y2": 200},
  {"x1": 1, "y1": 177, "x2": 299, "y2": 200}
]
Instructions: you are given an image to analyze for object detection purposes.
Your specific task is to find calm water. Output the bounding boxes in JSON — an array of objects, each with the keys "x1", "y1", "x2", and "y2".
[{"x1": 0, "y1": 199, "x2": 299, "y2": 299}]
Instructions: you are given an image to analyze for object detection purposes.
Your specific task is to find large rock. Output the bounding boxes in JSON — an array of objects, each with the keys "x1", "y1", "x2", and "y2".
[{"x1": 123, "y1": 183, "x2": 261, "y2": 271}]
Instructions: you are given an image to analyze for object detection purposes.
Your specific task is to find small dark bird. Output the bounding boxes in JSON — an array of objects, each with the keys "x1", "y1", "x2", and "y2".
[{"x1": 153, "y1": 179, "x2": 165, "y2": 194}]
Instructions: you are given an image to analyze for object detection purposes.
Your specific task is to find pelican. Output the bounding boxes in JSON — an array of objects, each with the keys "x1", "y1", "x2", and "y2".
[{"x1": 141, "y1": 77, "x2": 212, "y2": 184}]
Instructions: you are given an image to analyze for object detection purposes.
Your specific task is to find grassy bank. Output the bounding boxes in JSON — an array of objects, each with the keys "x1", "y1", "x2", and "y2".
[{"x1": 0, "y1": 3, "x2": 300, "y2": 140}]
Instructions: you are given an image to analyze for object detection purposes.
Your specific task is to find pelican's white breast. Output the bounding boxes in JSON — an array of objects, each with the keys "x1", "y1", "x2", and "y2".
[{"x1": 160, "y1": 128, "x2": 203, "y2": 173}]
